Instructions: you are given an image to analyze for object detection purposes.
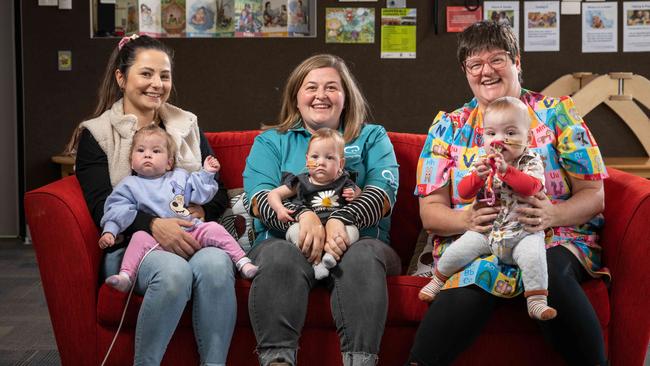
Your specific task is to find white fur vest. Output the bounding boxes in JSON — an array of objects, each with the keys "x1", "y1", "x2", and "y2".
[{"x1": 80, "y1": 99, "x2": 202, "y2": 187}]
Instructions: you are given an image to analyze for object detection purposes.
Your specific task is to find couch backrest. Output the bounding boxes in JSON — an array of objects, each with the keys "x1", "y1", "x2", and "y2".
[{"x1": 205, "y1": 130, "x2": 425, "y2": 267}]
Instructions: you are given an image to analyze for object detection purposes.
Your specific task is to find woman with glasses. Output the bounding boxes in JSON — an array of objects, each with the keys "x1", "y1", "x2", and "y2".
[{"x1": 408, "y1": 21, "x2": 609, "y2": 365}]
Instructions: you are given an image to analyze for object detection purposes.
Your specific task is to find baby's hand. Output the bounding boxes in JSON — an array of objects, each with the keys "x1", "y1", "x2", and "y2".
[
  {"x1": 98, "y1": 233, "x2": 115, "y2": 249},
  {"x1": 475, "y1": 158, "x2": 491, "y2": 179},
  {"x1": 342, "y1": 186, "x2": 362, "y2": 201},
  {"x1": 492, "y1": 153, "x2": 508, "y2": 174},
  {"x1": 204, "y1": 156, "x2": 221, "y2": 173},
  {"x1": 275, "y1": 206, "x2": 295, "y2": 223}
]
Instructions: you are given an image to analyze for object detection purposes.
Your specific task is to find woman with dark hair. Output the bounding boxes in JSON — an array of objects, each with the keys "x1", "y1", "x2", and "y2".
[
  {"x1": 67, "y1": 35, "x2": 235, "y2": 365},
  {"x1": 408, "y1": 21, "x2": 609, "y2": 365}
]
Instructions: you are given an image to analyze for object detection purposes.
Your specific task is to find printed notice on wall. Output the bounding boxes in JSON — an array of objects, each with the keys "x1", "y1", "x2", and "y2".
[
  {"x1": 524, "y1": 1, "x2": 560, "y2": 52},
  {"x1": 381, "y1": 8, "x2": 416, "y2": 58},
  {"x1": 446, "y1": 6, "x2": 482, "y2": 33},
  {"x1": 623, "y1": 1, "x2": 650, "y2": 52},
  {"x1": 582, "y1": 2, "x2": 617, "y2": 53},
  {"x1": 484, "y1": 1, "x2": 520, "y2": 41}
]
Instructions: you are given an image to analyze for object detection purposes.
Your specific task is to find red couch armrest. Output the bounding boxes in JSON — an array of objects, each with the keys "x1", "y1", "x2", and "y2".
[
  {"x1": 25, "y1": 176, "x2": 102, "y2": 366},
  {"x1": 601, "y1": 168, "x2": 650, "y2": 366}
]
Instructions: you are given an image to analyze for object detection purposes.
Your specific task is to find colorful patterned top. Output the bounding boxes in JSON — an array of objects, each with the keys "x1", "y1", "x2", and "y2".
[{"x1": 414, "y1": 89, "x2": 610, "y2": 297}]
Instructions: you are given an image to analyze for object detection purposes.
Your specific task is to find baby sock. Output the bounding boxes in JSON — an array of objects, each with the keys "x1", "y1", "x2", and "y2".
[
  {"x1": 526, "y1": 294, "x2": 557, "y2": 320},
  {"x1": 236, "y1": 257, "x2": 258, "y2": 279},
  {"x1": 313, "y1": 262, "x2": 330, "y2": 280},
  {"x1": 105, "y1": 272, "x2": 133, "y2": 292},
  {"x1": 321, "y1": 253, "x2": 337, "y2": 269},
  {"x1": 418, "y1": 271, "x2": 448, "y2": 302}
]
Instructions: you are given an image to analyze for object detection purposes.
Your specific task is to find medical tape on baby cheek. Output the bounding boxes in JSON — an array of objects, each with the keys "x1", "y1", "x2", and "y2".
[
  {"x1": 503, "y1": 138, "x2": 526, "y2": 147},
  {"x1": 306, "y1": 159, "x2": 319, "y2": 168}
]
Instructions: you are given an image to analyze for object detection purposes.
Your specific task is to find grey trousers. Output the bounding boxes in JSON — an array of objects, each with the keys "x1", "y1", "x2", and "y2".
[
  {"x1": 438, "y1": 230, "x2": 548, "y2": 291},
  {"x1": 248, "y1": 237, "x2": 402, "y2": 365}
]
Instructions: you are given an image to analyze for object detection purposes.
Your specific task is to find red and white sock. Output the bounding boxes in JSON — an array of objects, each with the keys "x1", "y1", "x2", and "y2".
[
  {"x1": 526, "y1": 294, "x2": 557, "y2": 320},
  {"x1": 418, "y1": 271, "x2": 447, "y2": 303}
]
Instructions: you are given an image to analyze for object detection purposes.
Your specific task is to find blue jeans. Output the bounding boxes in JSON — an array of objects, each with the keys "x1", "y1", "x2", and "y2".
[
  {"x1": 103, "y1": 246, "x2": 236, "y2": 366},
  {"x1": 248, "y1": 238, "x2": 401, "y2": 366}
]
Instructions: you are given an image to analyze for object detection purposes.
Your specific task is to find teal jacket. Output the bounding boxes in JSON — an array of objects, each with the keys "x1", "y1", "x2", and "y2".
[{"x1": 243, "y1": 123, "x2": 399, "y2": 245}]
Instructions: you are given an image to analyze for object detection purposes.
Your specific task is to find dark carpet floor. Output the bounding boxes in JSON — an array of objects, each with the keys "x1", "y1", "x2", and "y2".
[{"x1": 0, "y1": 238, "x2": 59, "y2": 366}]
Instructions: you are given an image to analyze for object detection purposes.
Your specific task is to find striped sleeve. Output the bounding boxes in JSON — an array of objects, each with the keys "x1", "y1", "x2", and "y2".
[
  {"x1": 251, "y1": 190, "x2": 302, "y2": 232},
  {"x1": 329, "y1": 186, "x2": 387, "y2": 229}
]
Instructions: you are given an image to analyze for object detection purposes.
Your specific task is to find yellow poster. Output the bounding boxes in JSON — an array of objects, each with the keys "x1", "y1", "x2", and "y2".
[{"x1": 380, "y1": 8, "x2": 416, "y2": 59}]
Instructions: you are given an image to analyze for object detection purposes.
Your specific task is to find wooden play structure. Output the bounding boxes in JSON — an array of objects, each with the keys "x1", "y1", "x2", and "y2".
[{"x1": 542, "y1": 72, "x2": 650, "y2": 178}]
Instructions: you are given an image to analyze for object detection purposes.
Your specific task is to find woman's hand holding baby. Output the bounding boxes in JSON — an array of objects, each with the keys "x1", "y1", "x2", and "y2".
[
  {"x1": 324, "y1": 218, "x2": 349, "y2": 261},
  {"x1": 151, "y1": 218, "x2": 200, "y2": 259},
  {"x1": 297, "y1": 211, "x2": 325, "y2": 263}
]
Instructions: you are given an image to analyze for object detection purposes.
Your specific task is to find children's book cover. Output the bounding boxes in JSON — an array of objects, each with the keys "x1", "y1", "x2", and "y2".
[
  {"x1": 186, "y1": 0, "x2": 217, "y2": 37},
  {"x1": 162, "y1": 0, "x2": 187, "y2": 37},
  {"x1": 326, "y1": 7, "x2": 375, "y2": 44},
  {"x1": 235, "y1": 0, "x2": 263, "y2": 37},
  {"x1": 126, "y1": 0, "x2": 139, "y2": 35},
  {"x1": 115, "y1": 0, "x2": 128, "y2": 36},
  {"x1": 139, "y1": 0, "x2": 162, "y2": 37},
  {"x1": 262, "y1": 0, "x2": 288, "y2": 37},
  {"x1": 288, "y1": 0, "x2": 309, "y2": 35},
  {"x1": 215, "y1": 0, "x2": 236, "y2": 37}
]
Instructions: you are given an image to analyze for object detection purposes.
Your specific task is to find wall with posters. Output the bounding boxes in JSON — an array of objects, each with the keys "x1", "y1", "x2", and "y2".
[{"x1": 21, "y1": 0, "x2": 650, "y2": 190}]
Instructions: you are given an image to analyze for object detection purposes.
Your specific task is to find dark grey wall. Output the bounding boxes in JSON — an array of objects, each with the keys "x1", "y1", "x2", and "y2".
[
  {"x1": 1, "y1": 0, "x2": 18, "y2": 236},
  {"x1": 22, "y1": 1, "x2": 650, "y2": 191}
]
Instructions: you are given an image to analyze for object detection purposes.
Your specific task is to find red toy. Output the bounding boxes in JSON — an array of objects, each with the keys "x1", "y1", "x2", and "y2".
[{"x1": 479, "y1": 140, "x2": 505, "y2": 206}]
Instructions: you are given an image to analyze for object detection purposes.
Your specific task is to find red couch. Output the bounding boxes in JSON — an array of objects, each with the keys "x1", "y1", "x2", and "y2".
[{"x1": 25, "y1": 131, "x2": 650, "y2": 365}]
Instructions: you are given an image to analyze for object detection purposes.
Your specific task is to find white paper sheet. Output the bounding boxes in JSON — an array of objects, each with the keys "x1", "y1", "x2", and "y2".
[
  {"x1": 484, "y1": 1, "x2": 520, "y2": 42},
  {"x1": 582, "y1": 2, "x2": 618, "y2": 53},
  {"x1": 623, "y1": 1, "x2": 650, "y2": 52},
  {"x1": 524, "y1": 1, "x2": 560, "y2": 52}
]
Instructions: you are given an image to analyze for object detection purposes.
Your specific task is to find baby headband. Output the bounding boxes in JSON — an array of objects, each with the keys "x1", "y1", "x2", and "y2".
[{"x1": 118, "y1": 34, "x2": 140, "y2": 51}]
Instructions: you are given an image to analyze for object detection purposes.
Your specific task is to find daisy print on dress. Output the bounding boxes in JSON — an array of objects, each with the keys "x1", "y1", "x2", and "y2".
[{"x1": 311, "y1": 190, "x2": 340, "y2": 210}]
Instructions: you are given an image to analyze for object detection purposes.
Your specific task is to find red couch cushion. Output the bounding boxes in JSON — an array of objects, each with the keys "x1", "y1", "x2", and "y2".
[
  {"x1": 98, "y1": 276, "x2": 609, "y2": 332},
  {"x1": 205, "y1": 130, "x2": 260, "y2": 190}
]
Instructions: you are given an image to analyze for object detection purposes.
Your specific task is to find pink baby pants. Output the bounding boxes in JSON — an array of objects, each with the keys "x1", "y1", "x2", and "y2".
[{"x1": 120, "y1": 222, "x2": 245, "y2": 279}]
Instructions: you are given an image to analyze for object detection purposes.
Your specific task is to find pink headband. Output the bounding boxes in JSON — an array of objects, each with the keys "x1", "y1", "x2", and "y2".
[{"x1": 118, "y1": 34, "x2": 140, "y2": 51}]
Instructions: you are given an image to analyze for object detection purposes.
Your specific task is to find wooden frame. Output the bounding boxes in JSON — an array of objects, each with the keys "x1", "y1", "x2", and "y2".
[{"x1": 542, "y1": 72, "x2": 650, "y2": 178}]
